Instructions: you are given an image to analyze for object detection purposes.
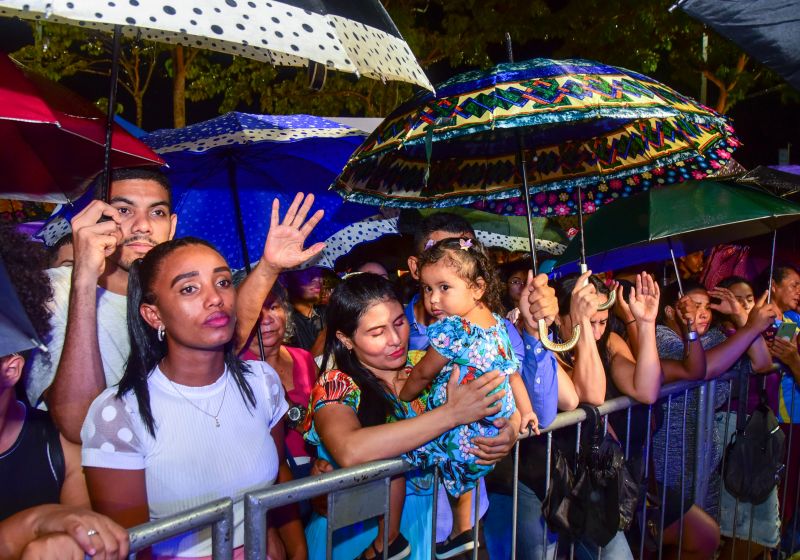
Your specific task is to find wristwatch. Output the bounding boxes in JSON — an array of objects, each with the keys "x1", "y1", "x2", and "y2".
[
  {"x1": 286, "y1": 404, "x2": 307, "y2": 429},
  {"x1": 687, "y1": 330, "x2": 698, "y2": 342}
]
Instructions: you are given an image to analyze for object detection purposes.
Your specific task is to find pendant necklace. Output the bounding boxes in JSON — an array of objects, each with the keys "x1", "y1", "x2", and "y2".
[{"x1": 163, "y1": 363, "x2": 229, "y2": 428}]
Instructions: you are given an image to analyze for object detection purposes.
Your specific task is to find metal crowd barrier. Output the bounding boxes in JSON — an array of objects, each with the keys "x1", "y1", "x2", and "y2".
[{"x1": 125, "y1": 370, "x2": 799, "y2": 560}]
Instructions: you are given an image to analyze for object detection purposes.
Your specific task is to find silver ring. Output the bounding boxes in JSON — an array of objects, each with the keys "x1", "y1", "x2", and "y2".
[{"x1": 87, "y1": 529, "x2": 99, "y2": 537}]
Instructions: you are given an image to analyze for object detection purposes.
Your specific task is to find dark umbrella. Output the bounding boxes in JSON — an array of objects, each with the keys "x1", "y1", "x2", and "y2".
[
  {"x1": 554, "y1": 181, "x2": 800, "y2": 291},
  {"x1": 0, "y1": 255, "x2": 46, "y2": 356},
  {"x1": 675, "y1": 0, "x2": 800, "y2": 91}
]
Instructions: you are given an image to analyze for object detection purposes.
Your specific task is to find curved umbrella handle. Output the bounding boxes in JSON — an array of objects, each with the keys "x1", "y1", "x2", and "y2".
[
  {"x1": 597, "y1": 289, "x2": 617, "y2": 311},
  {"x1": 538, "y1": 319, "x2": 581, "y2": 353}
]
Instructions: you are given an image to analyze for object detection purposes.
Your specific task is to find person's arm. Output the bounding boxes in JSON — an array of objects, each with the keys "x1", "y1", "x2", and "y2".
[
  {"x1": 517, "y1": 271, "x2": 560, "y2": 426},
  {"x1": 316, "y1": 367, "x2": 505, "y2": 467},
  {"x1": 613, "y1": 284, "x2": 640, "y2": 356},
  {"x1": 47, "y1": 201, "x2": 123, "y2": 443},
  {"x1": 235, "y1": 194, "x2": 325, "y2": 352},
  {"x1": 400, "y1": 347, "x2": 448, "y2": 401},
  {"x1": 556, "y1": 364, "x2": 579, "y2": 411},
  {"x1": 607, "y1": 273, "x2": 663, "y2": 404},
  {"x1": 58, "y1": 435, "x2": 91, "y2": 508},
  {"x1": 84, "y1": 468, "x2": 149, "y2": 529},
  {"x1": 706, "y1": 292, "x2": 778, "y2": 379},
  {"x1": 509, "y1": 373, "x2": 537, "y2": 433},
  {"x1": 568, "y1": 272, "x2": 606, "y2": 405},
  {"x1": 0, "y1": 505, "x2": 129, "y2": 560},
  {"x1": 709, "y1": 288, "x2": 773, "y2": 373},
  {"x1": 660, "y1": 295, "x2": 706, "y2": 383}
]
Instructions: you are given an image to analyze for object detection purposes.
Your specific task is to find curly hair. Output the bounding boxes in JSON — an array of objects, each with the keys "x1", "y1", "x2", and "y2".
[
  {"x1": 416, "y1": 237, "x2": 504, "y2": 314},
  {"x1": 0, "y1": 223, "x2": 52, "y2": 340}
]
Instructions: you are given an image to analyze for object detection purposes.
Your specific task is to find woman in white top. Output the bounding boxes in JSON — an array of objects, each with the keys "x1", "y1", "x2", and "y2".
[{"x1": 80, "y1": 237, "x2": 305, "y2": 559}]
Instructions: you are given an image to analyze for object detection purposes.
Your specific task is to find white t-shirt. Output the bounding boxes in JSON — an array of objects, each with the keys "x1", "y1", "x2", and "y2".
[
  {"x1": 25, "y1": 266, "x2": 129, "y2": 409},
  {"x1": 81, "y1": 360, "x2": 289, "y2": 557}
]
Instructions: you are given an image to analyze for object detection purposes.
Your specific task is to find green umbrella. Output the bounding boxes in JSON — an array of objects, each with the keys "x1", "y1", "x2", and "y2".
[{"x1": 555, "y1": 180, "x2": 800, "y2": 290}]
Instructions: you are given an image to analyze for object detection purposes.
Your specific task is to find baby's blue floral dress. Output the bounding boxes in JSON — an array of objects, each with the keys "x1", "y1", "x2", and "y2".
[{"x1": 403, "y1": 314, "x2": 519, "y2": 497}]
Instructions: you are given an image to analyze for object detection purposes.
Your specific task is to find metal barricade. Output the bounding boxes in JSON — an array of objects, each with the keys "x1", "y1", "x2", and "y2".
[
  {"x1": 123, "y1": 369, "x2": 800, "y2": 560},
  {"x1": 127, "y1": 497, "x2": 234, "y2": 559}
]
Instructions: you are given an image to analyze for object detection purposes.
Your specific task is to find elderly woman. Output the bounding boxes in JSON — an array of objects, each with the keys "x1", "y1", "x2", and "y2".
[{"x1": 240, "y1": 281, "x2": 318, "y2": 472}]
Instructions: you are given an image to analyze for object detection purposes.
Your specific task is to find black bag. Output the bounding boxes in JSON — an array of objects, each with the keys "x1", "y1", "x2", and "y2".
[
  {"x1": 723, "y1": 388, "x2": 785, "y2": 505},
  {"x1": 542, "y1": 406, "x2": 639, "y2": 547}
]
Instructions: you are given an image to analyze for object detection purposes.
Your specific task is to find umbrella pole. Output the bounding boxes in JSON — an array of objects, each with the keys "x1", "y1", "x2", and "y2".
[
  {"x1": 577, "y1": 187, "x2": 587, "y2": 275},
  {"x1": 227, "y1": 158, "x2": 266, "y2": 361},
  {"x1": 100, "y1": 25, "x2": 122, "y2": 202},
  {"x1": 767, "y1": 230, "x2": 777, "y2": 304},
  {"x1": 668, "y1": 239, "x2": 685, "y2": 297},
  {"x1": 506, "y1": 32, "x2": 579, "y2": 352}
]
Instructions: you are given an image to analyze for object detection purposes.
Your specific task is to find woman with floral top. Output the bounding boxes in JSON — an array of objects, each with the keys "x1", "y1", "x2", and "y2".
[{"x1": 302, "y1": 273, "x2": 518, "y2": 560}]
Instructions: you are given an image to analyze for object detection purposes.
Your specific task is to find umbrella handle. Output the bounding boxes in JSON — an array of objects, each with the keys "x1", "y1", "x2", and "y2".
[
  {"x1": 539, "y1": 319, "x2": 581, "y2": 353},
  {"x1": 597, "y1": 289, "x2": 617, "y2": 311}
]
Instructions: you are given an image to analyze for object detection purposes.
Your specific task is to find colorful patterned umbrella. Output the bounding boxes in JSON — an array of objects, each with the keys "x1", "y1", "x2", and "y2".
[
  {"x1": 141, "y1": 112, "x2": 375, "y2": 270},
  {"x1": 334, "y1": 58, "x2": 738, "y2": 216}
]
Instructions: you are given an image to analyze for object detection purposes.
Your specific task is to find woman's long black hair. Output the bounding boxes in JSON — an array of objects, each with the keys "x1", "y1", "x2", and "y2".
[
  {"x1": 117, "y1": 237, "x2": 255, "y2": 436},
  {"x1": 320, "y1": 273, "x2": 403, "y2": 428}
]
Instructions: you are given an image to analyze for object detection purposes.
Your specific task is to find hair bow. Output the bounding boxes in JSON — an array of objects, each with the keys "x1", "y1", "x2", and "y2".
[{"x1": 459, "y1": 238, "x2": 473, "y2": 251}]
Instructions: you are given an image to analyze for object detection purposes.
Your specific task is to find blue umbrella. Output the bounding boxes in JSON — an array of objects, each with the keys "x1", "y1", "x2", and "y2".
[{"x1": 142, "y1": 113, "x2": 376, "y2": 269}]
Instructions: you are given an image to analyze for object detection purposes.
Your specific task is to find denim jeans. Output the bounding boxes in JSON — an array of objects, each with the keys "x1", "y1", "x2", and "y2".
[{"x1": 485, "y1": 484, "x2": 633, "y2": 560}]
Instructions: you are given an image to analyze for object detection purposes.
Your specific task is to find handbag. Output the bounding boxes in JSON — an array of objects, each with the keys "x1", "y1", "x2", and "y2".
[
  {"x1": 723, "y1": 374, "x2": 786, "y2": 505},
  {"x1": 542, "y1": 405, "x2": 639, "y2": 547}
]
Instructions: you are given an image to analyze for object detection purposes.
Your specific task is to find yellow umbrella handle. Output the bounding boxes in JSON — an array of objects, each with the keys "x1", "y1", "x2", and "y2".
[
  {"x1": 597, "y1": 289, "x2": 617, "y2": 311},
  {"x1": 538, "y1": 319, "x2": 581, "y2": 353}
]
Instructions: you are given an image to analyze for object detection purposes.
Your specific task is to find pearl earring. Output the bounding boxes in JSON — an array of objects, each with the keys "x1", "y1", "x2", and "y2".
[{"x1": 157, "y1": 325, "x2": 166, "y2": 342}]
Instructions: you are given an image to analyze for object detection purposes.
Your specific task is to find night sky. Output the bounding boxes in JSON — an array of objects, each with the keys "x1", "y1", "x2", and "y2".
[{"x1": 1, "y1": 14, "x2": 798, "y2": 169}]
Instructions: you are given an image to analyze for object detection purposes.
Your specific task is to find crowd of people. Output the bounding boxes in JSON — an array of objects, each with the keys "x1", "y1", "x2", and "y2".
[{"x1": 1, "y1": 166, "x2": 800, "y2": 560}]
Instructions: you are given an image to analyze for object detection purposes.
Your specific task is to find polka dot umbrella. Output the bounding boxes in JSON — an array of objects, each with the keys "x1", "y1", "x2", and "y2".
[
  {"x1": 141, "y1": 112, "x2": 376, "y2": 270},
  {"x1": 0, "y1": 0, "x2": 433, "y2": 196}
]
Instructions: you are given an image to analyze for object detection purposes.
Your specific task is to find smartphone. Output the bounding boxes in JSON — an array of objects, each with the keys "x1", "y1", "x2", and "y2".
[{"x1": 777, "y1": 321, "x2": 798, "y2": 340}]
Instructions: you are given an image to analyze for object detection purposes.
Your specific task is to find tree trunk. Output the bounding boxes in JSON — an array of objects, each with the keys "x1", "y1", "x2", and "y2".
[
  {"x1": 172, "y1": 45, "x2": 186, "y2": 128},
  {"x1": 135, "y1": 93, "x2": 144, "y2": 128}
]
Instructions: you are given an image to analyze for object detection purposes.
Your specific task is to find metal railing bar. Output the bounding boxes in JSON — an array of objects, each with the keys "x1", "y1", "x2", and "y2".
[
  {"x1": 128, "y1": 497, "x2": 233, "y2": 559},
  {"x1": 678, "y1": 389, "x2": 688, "y2": 559},
  {"x1": 430, "y1": 467, "x2": 439, "y2": 560},
  {"x1": 639, "y1": 405, "x2": 653, "y2": 560},
  {"x1": 511, "y1": 441, "x2": 519, "y2": 560},
  {"x1": 658, "y1": 395, "x2": 672, "y2": 560}
]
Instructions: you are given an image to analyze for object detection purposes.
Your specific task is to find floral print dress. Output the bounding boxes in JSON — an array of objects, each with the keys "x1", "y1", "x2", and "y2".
[{"x1": 404, "y1": 314, "x2": 519, "y2": 497}]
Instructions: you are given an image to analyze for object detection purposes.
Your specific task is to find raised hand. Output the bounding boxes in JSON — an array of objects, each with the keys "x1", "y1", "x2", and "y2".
[
  {"x1": 675, "y1": 295, "x2": 699, "y2": 333},
  {"x1": 708, "y1": 287, "x2": 748, "y2": 327},
  {"x1": 746, "y1": 291, "x2": 780, "y2": 332},
  {"x1": 628, "y1": 272, "x2": 660, "y2": 324},
  {"x1": 261, "y1": 193, "x2": 325, "y2": 273},
  {"x1": 612, "y1": 281, "x2": 635, "y2": 325},
  {"x1": 70, "y1": 200, "x2": 123, "y2": 282}
]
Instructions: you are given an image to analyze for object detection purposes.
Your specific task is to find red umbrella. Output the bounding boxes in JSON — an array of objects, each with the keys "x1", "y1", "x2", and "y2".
[{"x1": 0, "y1": 54, "x2": 164, "y2": 203}]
